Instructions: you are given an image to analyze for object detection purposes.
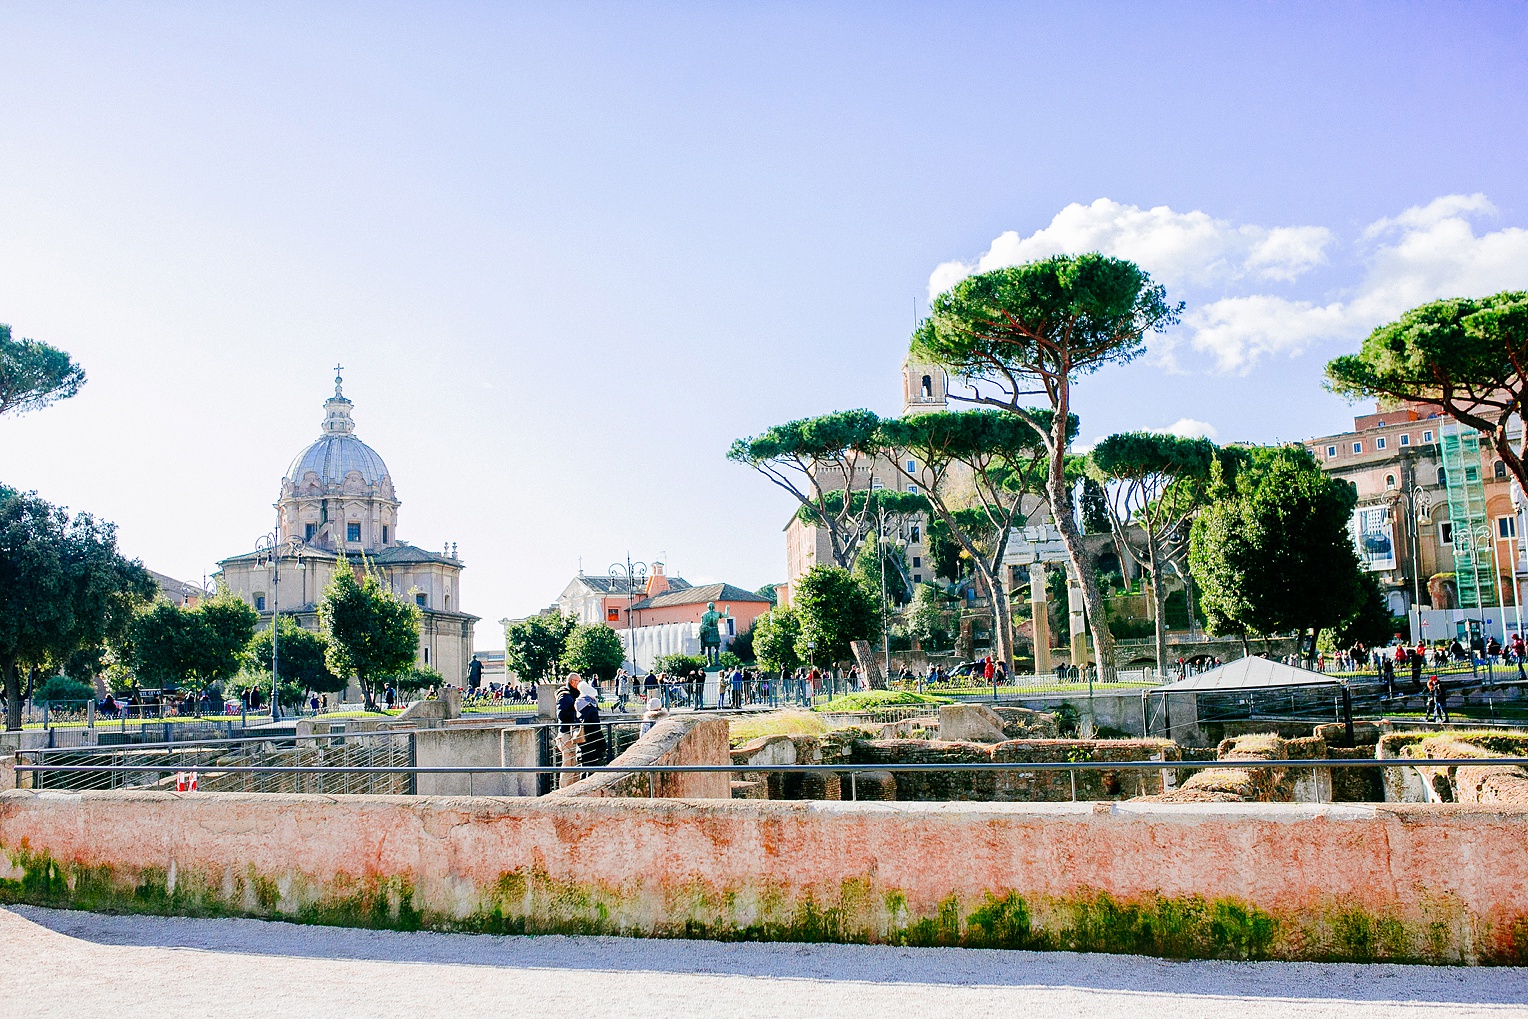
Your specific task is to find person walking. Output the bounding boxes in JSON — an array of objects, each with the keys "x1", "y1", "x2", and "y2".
[
  {"x1": 555, "y1": 673, "x2": 583, "y2": 789},
  {"x1": 730, "y1": 666, "x2": 745, "y2": 708},
  {"x1": 614, "y1": 669, "x2": 632, "y2": 712}
]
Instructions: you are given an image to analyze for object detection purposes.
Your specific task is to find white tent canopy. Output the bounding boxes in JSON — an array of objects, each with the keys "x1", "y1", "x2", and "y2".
[{"x1": 1152, "y1": 656, "x2": 1341, "y2": 693}]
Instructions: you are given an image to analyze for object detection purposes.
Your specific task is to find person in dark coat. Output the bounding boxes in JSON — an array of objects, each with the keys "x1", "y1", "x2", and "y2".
[
  {"x1": 575, "y1": 680, "x2": 605, "y2": 767},
  {"x1": 555, "y1": 674, "x2": 584, "y2": 788}
]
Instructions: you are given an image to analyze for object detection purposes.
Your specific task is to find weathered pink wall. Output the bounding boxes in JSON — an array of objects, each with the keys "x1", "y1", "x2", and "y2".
[{"x1": 3, "y1": 792, "x2": 1527, "y2": 963}]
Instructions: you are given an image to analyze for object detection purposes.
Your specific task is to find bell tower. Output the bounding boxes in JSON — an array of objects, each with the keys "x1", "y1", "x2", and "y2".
[{"x1": 902, "y1": 359, "x2": 949, "y2": 415}]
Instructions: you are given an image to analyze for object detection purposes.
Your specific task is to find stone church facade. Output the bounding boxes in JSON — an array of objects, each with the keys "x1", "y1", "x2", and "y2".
[{"x1": 218, "y1": 373, "x2": 477, "y2": 696}]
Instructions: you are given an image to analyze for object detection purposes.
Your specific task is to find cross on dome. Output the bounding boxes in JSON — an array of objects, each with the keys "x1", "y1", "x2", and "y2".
[{"x1": 333, "y1": 363, "x2": 345, "y2": 399}]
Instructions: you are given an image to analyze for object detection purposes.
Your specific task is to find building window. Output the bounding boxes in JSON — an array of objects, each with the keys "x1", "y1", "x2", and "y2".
[
  {"x1": 1440, "y1": 521, "x2": 1454, "y2": 545},
  {"x1": 1438, "y1": 466, "x2": 1447, "y2": 486},
  {"x1": 607, "y1": 608, "x2": 620, "y2": 622},
  {"x1": 416, "y1": 593, "x2": 428, "y2": 608},
  {"x1": 910, "y1": 523, "x2": 920, "y2": 543},
  {"x1": 254, "y1": 595, "x2": 266, "y2": 612},
  {"x1": 304, "y1": 523, "x2": 317, "y2": 541},
  {"x1": 912, "y1": 556, "x2": 922, "y2": 568},
  {"x1": 1386, "y1": 474, "x2": 1396, "y2": 489},
  {"x1": 921, "y1": 374, "x2": 932, "y2": 398},
  {"x1": 382, "y1": 525, "x2": 388, "y2": 544},
  {"x1": 1423, "y1": 430, "x2": 1434, "y2": 443},
  {"x1": 907, "y1": 483, "x2": 919, "y2": 494},
  {"x1": 913, "y1": 574, "x2": 922, "y2": 583},
  {"x1": 1399, "y1": 434, "x2": 1410, "y2": 446},
  {"x1": 870, "y1": 478, "x2": 885, "y2": 491},
  {"x1": 1350, "y1": 441, "x2": 1362, "y2": 453},
  {"x1": 1495, "y1": 461, "x2": 1508, "y2": 478},
  {"x1": 1500, "y1": 517, "x2": 1517, "y2": 538},
  {"x1": 906, "y1": 460, "x2": 916, "y2": 473},
  {"x1": 423, "y1": 646, "x2": 430, "y2": 664},
  {"x1": 1376, "y1": 436, "x2": 1387, "y2": 450},
  {"x1": 347, "y1": 522, "x2": 361, "y2": 542},
  {"x1": 1327, "y1": 445, "x2": 1337, "y2": 458}
]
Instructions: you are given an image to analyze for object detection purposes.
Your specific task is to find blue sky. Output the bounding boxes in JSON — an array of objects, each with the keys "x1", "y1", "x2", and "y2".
[{"x1": 1, "y1": 3, "x2": 1525, "y2": 647}]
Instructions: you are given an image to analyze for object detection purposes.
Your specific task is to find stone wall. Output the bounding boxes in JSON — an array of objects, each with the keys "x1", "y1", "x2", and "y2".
[
  {"x1": 414, "y1": 725, "x2": 540, "y2": 798},
  {"x1": 4, "y1": 790, "x2": 1528, "y2": 963},
  {"x1": 555, "y1": 716, "x2": 730, "y2": 799},
  {"x1": 848, "y1": 738, "x2": 1181, "y2": 801}
]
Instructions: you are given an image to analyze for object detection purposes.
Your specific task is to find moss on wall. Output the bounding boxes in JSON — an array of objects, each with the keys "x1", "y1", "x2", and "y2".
[{"x1": 4, "y1": 843, "x2": 1523, "y2": 965}]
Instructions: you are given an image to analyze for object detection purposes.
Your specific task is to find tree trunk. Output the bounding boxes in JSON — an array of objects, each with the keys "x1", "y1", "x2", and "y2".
[
  {"x1": 1047, "y1": 420, "x2": 1113, "y2": 674},
  {"x1": 3, "y1": 659, "x2": 20, "y2": 731},
  {"x1": 851, "y1": 640, "x2": 885, "y2": 689},
  {"x1": 1148, "y1": 526, "x2": 1167, "y2": 675},
  {"x1": 970, "y1": 563, "x2": 1014, "y2": 669}
]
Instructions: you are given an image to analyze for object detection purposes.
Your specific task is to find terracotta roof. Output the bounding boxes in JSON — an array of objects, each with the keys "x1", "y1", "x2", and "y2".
[{"x1": 632, "y1": 582, "x2": 772, "y2": 611}]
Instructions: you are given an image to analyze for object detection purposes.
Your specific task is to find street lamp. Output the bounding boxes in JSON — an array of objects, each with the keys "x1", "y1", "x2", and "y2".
[
  {"x1": 608, "y1": 556, "x2": 648, "y2": 682},
  {"x1": 1391, "y1": 483, "x2": 1431, "y2": 643},
  {"x1": 253, "y1": 529, "x2": 304, "y2": 722}
]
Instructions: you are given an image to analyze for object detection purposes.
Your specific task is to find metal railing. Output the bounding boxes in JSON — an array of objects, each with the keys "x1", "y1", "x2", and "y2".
[{"x1": 16, "y1": 754, "x2": 1527, "y2": 803}]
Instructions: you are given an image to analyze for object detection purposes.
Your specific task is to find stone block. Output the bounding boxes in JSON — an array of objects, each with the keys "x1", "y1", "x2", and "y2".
[{"x1": 938, "y1": 703, "x2": 1009, "y2": 743}]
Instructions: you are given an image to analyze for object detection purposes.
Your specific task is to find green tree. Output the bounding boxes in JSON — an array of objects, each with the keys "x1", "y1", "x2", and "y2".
[
  {"x1": 503, "y1": 611, "x2": 576, "y2": 683},
  {"x1": 244, "y1": 615, "x2": 344, "y2": 697},
  {"x1": 561, "y1": 622, "x2": 627, "y2": 682},
  {"x1": 0, "y1": 487, "x2": 156, "y2": 728},
  {"x1": 0, "y1": 324, "x2": 86, "y2": 418},
  {"x1": 1079, "y1": 477, "x2": 1110, "y2": 534},
  {"x1": 926, "y1": 516, "x2": 965, "y2": 581},
  {"x1": 1326, "y1": 291, "x2": 1528, "y2": 491},
  {"x1": 728, "y1": 409, "x2": 884, "y2": 570},
  {"x1": 912, "y1": 253, "x2": 1182, "y2": 670},
  {"x1": 853, "y1": 532, "x2": 912, "y2": 608},
  {"x1": 127, "y1": 590, "x2": 258, "y2": 694},
  {"x1": 1089, "y1": 432, "x2": 1216, "y2": 671},
  {"x1": 877, "y1": 409, "x2": 1061, "y2": 666},
  {"x1": 906, "y1": 583, "x2": 955, "y2": 651},
  {"x1": 752, "y1": 608, "x2": 802, "y2": 674},
  {"x1": 754, "y1": 585, "x2": 779, "y2": 606},
  {"x1": 1187, "y1": 445, "x2": 1365, "y2": 658},
  {"x1": 792, "y1": 565, "x2": 881, "y2": 669},
  {"x1": 320, "y1": 560, "x2": 421, "y2": 711},
  {"x1": 729, "y1": 622, "x2": 757, "y2": 663}
]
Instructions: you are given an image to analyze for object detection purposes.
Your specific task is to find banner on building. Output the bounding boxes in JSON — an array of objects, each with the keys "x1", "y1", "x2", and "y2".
[{"x1": 1351, "y1": 504, "x2": 1396, "y2": 572}]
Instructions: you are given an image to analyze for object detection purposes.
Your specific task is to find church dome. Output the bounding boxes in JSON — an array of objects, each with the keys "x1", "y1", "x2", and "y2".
[
  {"x1": 281, "y1": 370, "x2": 391, "y2": 489},
  {"x1": 285, "y1": 434, "x2": 390, "y2": 487}
]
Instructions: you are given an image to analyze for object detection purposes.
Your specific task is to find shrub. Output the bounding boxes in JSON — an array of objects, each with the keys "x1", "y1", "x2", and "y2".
[
  {"x1": 655, "y1": 653, "x2": 707, "y2": 676},
  {"x1": 36, "y1": 674, "x2": 94, "y2": 703},
  {"x1": 816, "y1": 690, "x2": 950, "y2": 712}
]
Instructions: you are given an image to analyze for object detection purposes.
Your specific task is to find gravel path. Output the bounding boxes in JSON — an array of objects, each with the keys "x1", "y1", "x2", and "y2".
[{"x1": 3, "y1": 905, "x2": 1526, "y2": 1018}]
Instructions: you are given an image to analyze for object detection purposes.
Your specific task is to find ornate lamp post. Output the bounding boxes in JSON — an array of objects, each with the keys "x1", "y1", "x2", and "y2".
[
  {"x1": 608, "y1": 556, "x2": 648, "y2": 678},
  {"x1": 1391, "y1": 483, "x2": 1432, "y2": 643},
  {"x1": 253, "y1": 529, "x2": 305, "y2": 721}
]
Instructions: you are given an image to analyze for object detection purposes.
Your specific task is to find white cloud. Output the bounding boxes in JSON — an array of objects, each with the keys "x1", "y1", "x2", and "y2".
[
  {"x1": 927, "y1": 198, "x2": 1332, "y2": 300},
  {"x1": 930, "y1": 194, "x2": 1528, "y2": 375},
  {"x1": 1154, "y1": 418, "x2": 1219, "y2": 440}
]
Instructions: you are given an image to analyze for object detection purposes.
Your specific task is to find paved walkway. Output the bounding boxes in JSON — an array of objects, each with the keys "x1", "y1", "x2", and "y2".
[{"x1": 3, "y1": 906, "x2": 1525, "y2": 1018}]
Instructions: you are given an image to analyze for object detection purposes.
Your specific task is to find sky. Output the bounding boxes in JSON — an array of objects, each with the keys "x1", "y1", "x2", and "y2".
[{"x1": 1, "y1": 2, "x2": 1526, "y2": 649}]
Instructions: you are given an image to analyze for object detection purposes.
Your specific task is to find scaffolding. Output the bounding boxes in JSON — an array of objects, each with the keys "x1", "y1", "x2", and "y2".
[{"x1": 1440, "y1": 424, "x2": 1495, "y2": 608}]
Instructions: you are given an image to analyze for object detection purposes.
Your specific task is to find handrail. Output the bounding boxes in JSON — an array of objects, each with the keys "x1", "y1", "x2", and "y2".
[{"x1": 15, "y1": 757, "x2": 1528, "y2": 777}]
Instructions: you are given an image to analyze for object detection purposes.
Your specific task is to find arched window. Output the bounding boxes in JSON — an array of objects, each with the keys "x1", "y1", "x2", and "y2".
[
  {"x1": 921, "y1": 374, "x2": 932, "y2": 398},
  {"x1": 1495, "y1": 460, "x2": 1508, "y2": 478},
  {"x1": 1385, "y1": 474, "x2": 1396, "y2": 489},
  {"x1": 1438, "y1": 466, "x2": 1447, "y2": 486}
]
